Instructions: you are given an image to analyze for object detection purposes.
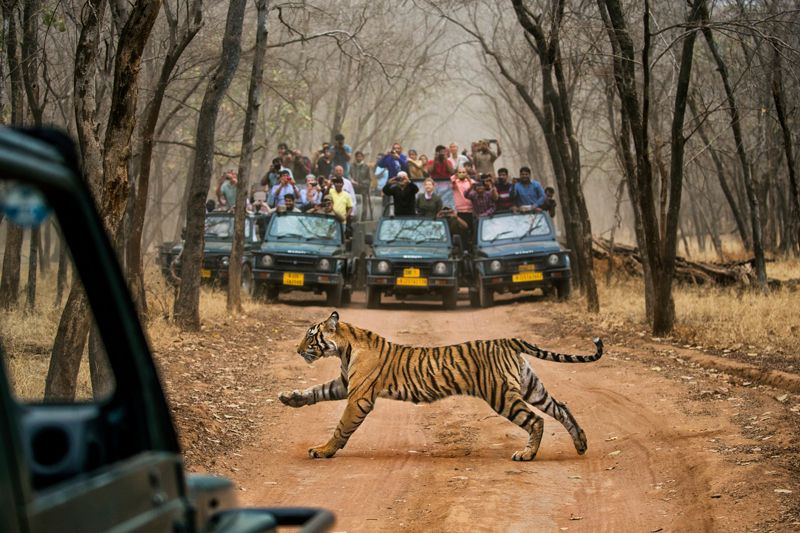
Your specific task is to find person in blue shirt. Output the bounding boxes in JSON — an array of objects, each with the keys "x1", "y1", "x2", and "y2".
[
  {"x1": 511, "y1": 166, "x2": 546, "y2": 209},
  {"x1": 330, "y1": 133, "x2": 352, "y2": 177},
  {"x1": 376, "y1": 142, "x2": 408, "y2": 180}
]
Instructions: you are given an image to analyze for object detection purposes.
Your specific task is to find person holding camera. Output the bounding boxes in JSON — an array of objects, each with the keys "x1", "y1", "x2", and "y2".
[
  {"x1": 330, "y1": 133, "x2": 353, "y2": 177},
  {"x1": 376, "y1": 142, "x2": 408, "y2": 180},
  {"x1": 382, "y1": 171, "x2": 419, "y2": 216},
  {"x1": 427, "y1": 145, "x2": 454, "y2": 181},
  {"x1": 466, "y1": 174, "x2": 498, "y2": 218},
  {"x1": 472, "y1": 139, "x2": 502, "y2": 177},
  {"x1": 269, "y1": 169, "x2": 301, "y2": 209}
]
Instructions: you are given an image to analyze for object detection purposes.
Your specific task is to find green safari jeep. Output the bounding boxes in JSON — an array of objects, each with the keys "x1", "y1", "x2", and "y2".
[
  {"x1": 364, "y1": 216, "x2": 462, "y2": 309},
  {"x1": 0, "y1": 127, "x2": 334, "y2": 532},
  {"x1": 468, "y1": 211, "x2": 572, "y2": 307}
]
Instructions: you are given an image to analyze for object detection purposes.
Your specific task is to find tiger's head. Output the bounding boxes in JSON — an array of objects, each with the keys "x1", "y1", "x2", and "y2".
[{"x1": 297, "y1": 311, "x2": 343, "y2": 363}]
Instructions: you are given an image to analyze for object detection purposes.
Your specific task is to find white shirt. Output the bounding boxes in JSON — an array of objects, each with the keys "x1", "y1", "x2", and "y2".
[{"x1": 342, "y1": 177, "x2": 358, "y2": 218}]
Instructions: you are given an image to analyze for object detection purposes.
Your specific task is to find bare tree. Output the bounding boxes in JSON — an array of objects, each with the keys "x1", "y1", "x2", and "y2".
[
  {"x1": 228, "y1": 0, "x2": 269, "y2": 313},
  {"x1": 173, "y1": 0, "x2": 246, "y2": 330},
  {"x1": 45, "y1": 0, "x2": 162, "y2": 400},
  {"x1": 126, "y1": 0, "x2": 203, "y2": 316}
]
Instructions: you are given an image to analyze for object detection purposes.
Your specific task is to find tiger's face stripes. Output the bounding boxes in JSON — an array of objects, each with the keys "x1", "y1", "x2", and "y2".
[
  {"x1": 280, "y1": 311, "x2": 603, "y2": 461},
  {"x1": 296, "y1": 313, "x2": 341, "y2": 363}
]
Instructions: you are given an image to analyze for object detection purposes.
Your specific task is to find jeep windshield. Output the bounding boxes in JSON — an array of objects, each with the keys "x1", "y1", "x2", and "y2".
[
  {"x1": 480, "y1": 213, "x2": 552, "y2": 243},
  {"x1": 268, "y1": 214, "x2": 341, "y2": 242},
  {"x1": 377, "y1": 218, "x2": 449, "y2": 245}
]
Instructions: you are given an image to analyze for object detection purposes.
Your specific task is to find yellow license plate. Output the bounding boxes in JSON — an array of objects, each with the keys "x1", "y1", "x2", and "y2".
[
  {"x1": 200, "y1": 269, "x2": 212, "y2": 278},
  {"x1": 397, "y1": 277, "x2": 427, "y2": 287},
  {"x1": 518, "y1": 264, "x2": 536, "y2": 272},
  {"x1": 283, "y1": 272, "x2": 305, "y2": 286},
  {"x1": 512, "y1": 271, "x2": 543, "y2": 282},
  {"x1": 403, "y1": 267, "x2": 421, "y2": 278}
]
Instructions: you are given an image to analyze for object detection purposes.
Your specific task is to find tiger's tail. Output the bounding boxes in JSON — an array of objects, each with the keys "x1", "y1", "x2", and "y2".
[{"x1": 513, "y1": 337, "x2": 603, "y2": 363}]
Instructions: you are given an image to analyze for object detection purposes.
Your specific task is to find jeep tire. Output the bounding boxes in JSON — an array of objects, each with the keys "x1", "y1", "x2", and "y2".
[
  {"x1": 555, "y1": 278, "x2": 571, "y2": 301},
  {"x1": 326, "y1": 283, "x2": 343, "y2": 307},
  {"x1": 442, "y1": 287, "x2": 458, "y2": 310},
  {"x1": 265, "y1": 283, "x2": 280, "y2": 302},
  {"x1": 366, "y1": 285, "x2": 381, "y2": 309},
  {"x1": 478, "y1": 279, "x2": 494, "y2": 308}
]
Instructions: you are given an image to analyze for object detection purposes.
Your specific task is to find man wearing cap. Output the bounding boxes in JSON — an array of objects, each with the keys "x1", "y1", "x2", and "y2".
[
  {"x1": 269, "y1": 168, "x2": 300, "y2": 208},
  {"x1": 382, "y1": 171, "x2": 419, "y2": 216}
]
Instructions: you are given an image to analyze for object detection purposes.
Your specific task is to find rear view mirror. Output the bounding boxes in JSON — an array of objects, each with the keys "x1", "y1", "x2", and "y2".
[
  {"x1": 364, "y1": 234, "x2": 373, "y2": 246},
  {"x1": 452, "y1": 234, "x2": 462, "y2": 249}
]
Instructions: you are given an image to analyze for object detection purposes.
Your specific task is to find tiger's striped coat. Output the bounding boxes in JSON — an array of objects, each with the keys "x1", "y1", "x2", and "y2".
[{"x1": 279, "y1": 311, "x2": 603, "y2": 461}]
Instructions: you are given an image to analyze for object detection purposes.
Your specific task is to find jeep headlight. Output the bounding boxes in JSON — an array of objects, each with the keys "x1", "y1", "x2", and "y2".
[
  {"x1": 489, "y1": 260, "x2": 502, "y2": 273},
  {"x1": 433, "y1": 262, "x2": 448, "y2": 275},
  {"x1": 547, "y1": 254, "x2": 559, "y2": 266},
  {"x1": 260, "y1": 254, "x2": 274, "y2": 267},
  {"x1": 221, "y1": 256, "x2": 230, "y2": 267},
  {"x1": 376, "y1": 260, "x2": 390, "y2": 273},
  {"x1": 318, "y1": 258, "x2": 331, "y2": 271}
]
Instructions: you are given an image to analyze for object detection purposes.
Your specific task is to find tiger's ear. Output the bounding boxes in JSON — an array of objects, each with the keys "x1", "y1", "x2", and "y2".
[{"x1": 324, "y1": 311, "x2": 339, "y2": 332}]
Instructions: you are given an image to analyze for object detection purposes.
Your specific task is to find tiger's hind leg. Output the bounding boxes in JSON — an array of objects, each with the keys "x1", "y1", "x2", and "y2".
[
  {"x1": 488, "y1": 389, "x2": 545, "y2": 461},
  {"x1": 520, "y1": 363, "x2": 588, "y2": 454}
]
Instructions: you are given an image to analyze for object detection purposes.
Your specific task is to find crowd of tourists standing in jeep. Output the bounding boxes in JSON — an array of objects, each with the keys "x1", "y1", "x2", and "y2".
[{"x1": 209, "y1": 134, "x2": 558, "y2": 241}]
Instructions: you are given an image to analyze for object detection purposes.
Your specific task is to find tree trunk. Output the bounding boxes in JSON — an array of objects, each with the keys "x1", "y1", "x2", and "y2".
[
  {"x1": 44, "y1": 274, "x2": 91, "y2": 401},
  {"x1": 127, "y1": 0, "x2": 202, "y2": 317},
  {"x1": 689, "y1": 95, "x2": 751, "y2": 249},
  {"x1": 770, "y1": 48, "x2": 800, "y2": 254},
  {"x1": 174, "y1": 0, "x2": 246, "y2": 330},
  {"x1": 228, "y1": 0, "x2": 269, "y2": 313},
  {"x1": 25, "y1": 227, "x2": 38, "y2": 312},
  {"x1": 698, "y1": 8, "x2": 768, "y2": 290},
  {"x1": 0, "y1": 0, "x2": 26, "y2": 310},
  {"x1": 650, "y1": 0, "x2": 702, "y2": 334},
  {"x1": 46, "y1": 0, "x2": 161, "y2": 401}
]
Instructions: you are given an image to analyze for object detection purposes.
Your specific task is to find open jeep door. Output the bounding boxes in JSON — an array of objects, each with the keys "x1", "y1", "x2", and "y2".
[{"x1": 0, "y1": 127, "x2": 334, "y2": 533}]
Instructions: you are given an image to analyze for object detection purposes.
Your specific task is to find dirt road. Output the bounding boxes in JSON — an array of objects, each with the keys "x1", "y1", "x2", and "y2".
[{"x1": 160, "y1": 293, "x2": 800, "y2": 532}]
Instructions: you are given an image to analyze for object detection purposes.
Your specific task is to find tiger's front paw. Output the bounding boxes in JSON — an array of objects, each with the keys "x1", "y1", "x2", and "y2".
[
  {"x1": 511, "y1": 447, "x2": 537, "y2": 461},
  {"x1": 308, "y1": 444, "x2": 338, "y2": 459},
  {"x1": 278, "y1": 390, "x2": 308, "y2": 407}
]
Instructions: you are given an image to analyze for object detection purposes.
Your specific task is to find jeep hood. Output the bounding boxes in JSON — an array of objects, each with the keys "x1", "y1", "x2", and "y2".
[
  {"x1": 259, "y1": 241, "x2": 343, "y2": 256},
  {"x1": 165, "y1": 241, "x2": 232, "y2": 254},
  {"x1": 372, "y1": 245, "x2": 452, "y2": 260},
  {"x1": 476, "y1": 240, "x2": 562, "y2": 258}
]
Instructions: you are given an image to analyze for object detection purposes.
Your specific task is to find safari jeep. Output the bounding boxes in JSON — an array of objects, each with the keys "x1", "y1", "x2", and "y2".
[
  {"x1": 0, "y1": 127, "x2": 333, "y2": 532},
  {"x1": 364, "y1": 216, "x2": 462, "y2": 309},
  {"x1": 244, "y1": 211, "x2": 354, "y2": 306},
  {"x1": 469, "y1": 211, "x2": 571, "y2": 307},
  {"x1": 158, "y1": 211, "x2": 263, "y2": 285}
]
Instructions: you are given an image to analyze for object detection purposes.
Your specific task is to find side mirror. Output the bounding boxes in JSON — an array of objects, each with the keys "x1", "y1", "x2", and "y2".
[
  {"x1": 181, "y1": 227, "x2": 186, "y2": 240},
  {"x1": 364, "y1": 234, "x2": 373, "y2": 246}
]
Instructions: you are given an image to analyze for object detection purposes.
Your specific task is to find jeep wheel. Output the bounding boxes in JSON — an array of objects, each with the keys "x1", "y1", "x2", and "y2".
[
  {"x1": 265, "y1": 284, "x2": 280, "y2": 302},
  {"x1": 442, "y1": 287, "x2": 458, "y2": 310},
  {"x1": 478, "y1": 279, "x2": 494, "y2": 308},
  {"x1": 366, "y1": 285, "x2": 381, "y2": 309},
  {"x1": 555, "y1": 278, "x2": 571, "y2": 301},
  {"x1": 469, "y1": 288, "x2": 480, "y2": 308},
  {"x1": 326, "y1": 284, "x2": 343, "y2": 307},
  {"x1": 242, "y1": 265, "x2": 255, "y2": 297}
]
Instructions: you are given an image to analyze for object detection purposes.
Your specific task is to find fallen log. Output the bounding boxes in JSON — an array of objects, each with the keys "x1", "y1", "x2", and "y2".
[{"x1": 592, "y1": 238, "x2": 798, "y2": 289}]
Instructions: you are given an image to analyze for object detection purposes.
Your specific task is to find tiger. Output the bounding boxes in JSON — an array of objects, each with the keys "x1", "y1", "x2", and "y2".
[{"x1": 278, "y1": 311, "x2": 603, "y2": 461}]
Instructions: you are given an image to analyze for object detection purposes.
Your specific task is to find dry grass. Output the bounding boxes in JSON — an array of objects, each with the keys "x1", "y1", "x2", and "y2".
[
  {"x1": 584, "y1": 277, "x2": 800, "y2": 354},
  {"x1": 0, "y1": 273, "x2": 94, "y2": 401},
  {"x1": 574, "y1": 252, "x2": 800, "y2": 361}
]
